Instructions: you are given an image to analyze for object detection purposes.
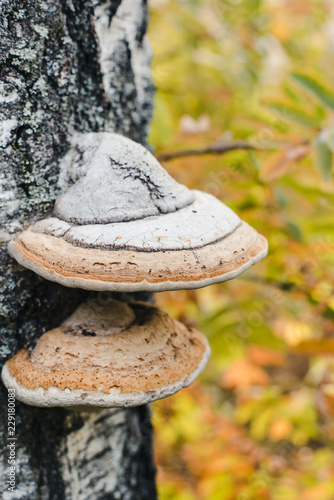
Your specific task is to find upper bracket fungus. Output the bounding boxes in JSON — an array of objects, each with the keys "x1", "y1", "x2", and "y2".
[
  {"x1": 8, "y1": 133, "x2": 268, "y2": 292},
  {"x1": 1, "y1": 299, "x2": 210, "y2": 407}
]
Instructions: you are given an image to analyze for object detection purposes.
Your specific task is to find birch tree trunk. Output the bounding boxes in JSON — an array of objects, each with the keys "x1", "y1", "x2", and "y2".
[{"x1": 0, "y1": 1, "x2": 157, "y2": 498}]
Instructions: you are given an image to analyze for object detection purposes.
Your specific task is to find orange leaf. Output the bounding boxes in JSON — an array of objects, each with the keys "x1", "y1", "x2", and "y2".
[
  {"x1": 222, "y1": 359, "x2": 270, "y2": 389},
  {"x1": 320, "y1": 385, "x2": 334, "y2": 418},
  {"x1": 248, "y1": 345, "x2": 286, "y2": 366},
  {"x1": 293, "y1": 338, "x2": 334, "y2": 356},
  {"x1": 303, "y1": 482, "x2": 334, "y2": 500},
  {"x1": 268, "y1": 417, "x2": 293, "y2": 442},
  {"x1": 260, "y1": 144, "x2": 309, "y2": 182}
]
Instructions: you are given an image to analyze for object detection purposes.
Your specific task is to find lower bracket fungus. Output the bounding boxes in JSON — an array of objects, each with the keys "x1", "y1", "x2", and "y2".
[{"x1": 1, "y1": 299, "x2": 210, "y2": 407}]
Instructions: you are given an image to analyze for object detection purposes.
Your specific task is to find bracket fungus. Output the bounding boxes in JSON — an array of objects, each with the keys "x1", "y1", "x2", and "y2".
[
  {"x1": 8, "y1": 133, "x2": 268, "y2": 292},
  {"x1": 1, "y1": 299, "x2": 210, "y2": 407},
  {"x1": 4, "y1": 132, "x2": 268, "y2": 409}
]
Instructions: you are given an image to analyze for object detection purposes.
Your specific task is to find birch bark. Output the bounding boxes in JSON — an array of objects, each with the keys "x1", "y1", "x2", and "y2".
[{"x1": 0, "y1": 0, "x2": 156, "y2": 498}]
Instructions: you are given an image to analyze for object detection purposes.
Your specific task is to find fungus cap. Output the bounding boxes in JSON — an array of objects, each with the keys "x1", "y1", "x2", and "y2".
[
  {"x1": 1, "y1": 299, "x2": 210, "y2": 407},
  {"x1": 8, "y1": 133, "x2": 268, "y2": 292}
]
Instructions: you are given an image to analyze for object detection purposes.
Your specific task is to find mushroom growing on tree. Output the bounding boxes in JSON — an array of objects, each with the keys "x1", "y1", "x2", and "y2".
[
  {"x1": 3, "y1": 131, "x2": 267, "y2": 410},
  {"x1": 2, "y1": 123, "x2": 269, "y2": 500},
  {"x1": 8, "y1": 132, "x2": 267, "y2": 292},
  {"x1": 2, "y1": 298, "x2": 210, "y2": 407},
  {"x1": 0, "y1": 1, "x2": 268, "y2": 497}
]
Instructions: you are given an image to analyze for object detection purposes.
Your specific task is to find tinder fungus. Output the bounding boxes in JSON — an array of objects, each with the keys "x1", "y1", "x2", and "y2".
[
  {"x1": 1, "y1": 299, "x2": 210, "y2": 407},
  {"x1": 8, "y1": 133, "x2": 267, "y2": 292}
]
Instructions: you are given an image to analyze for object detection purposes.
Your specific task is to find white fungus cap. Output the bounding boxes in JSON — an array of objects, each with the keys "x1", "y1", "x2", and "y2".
[{"x1": 8, "y1": 133, "x2": 268, "y2": 292}]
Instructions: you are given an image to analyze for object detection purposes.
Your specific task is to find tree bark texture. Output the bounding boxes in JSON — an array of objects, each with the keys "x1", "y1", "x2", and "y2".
[{"x1": 0, "y1": 1, "x2": 156, "y2": 498}]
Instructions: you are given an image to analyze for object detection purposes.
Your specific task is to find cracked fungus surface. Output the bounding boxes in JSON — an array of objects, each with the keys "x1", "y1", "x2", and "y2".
[
  {"x1": 5, "y1": 301, "x2": 208, "y2": 394},
  {"x1": 7, "y1": 133, "x2": 268, "y2": 291},
  {"x1": 54, "y1": 133, "x2": 194, "y2": 224}
]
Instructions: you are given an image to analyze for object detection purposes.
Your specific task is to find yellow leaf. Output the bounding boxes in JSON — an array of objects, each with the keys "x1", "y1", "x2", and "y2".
[{"x1": 273, "y1": 318, "x2": 313, "y2": 346}]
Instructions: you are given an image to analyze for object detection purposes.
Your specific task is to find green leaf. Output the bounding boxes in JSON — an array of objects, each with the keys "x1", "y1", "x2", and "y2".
[
  {"x1": 291, "y1": 73, "x2": 334, "y2": 111},
  {"x1": 327, "y1": 120, "x2": 334, "y2": 152},
  {"x1": 268, "y1": 101, "x2": 320, "y2": 128},
  {"x1": 283, "y1": 82, "x2": 303, "y2": 103},
  {"x1": 312, "y1": 131, "x2": 333, "y2": 180},
  {"x1": 286, "y1": 221, "x2": 303, "y2": 242}
]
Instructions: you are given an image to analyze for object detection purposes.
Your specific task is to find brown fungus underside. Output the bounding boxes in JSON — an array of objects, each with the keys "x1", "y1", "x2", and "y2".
[{"x1": 3, "y1": 301, "x2": 209, "y2": 398}]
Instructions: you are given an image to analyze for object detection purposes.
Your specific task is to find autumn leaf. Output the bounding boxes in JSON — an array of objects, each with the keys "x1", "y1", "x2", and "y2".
[
  {"x1": 268, "y1": 417, "x2": 293, "y2": 442},
  {"x1": 273, "y1": 318, "x2": 313, "y2": 346},
  {"x1": 321, "y1": 385, "x2": 334, "y2": 417},
  {"x1": 248, "y1": 345, "x2": 286, "y2": 367},
  {"x1": 293, "y1": 339, "x2": 334, "y2": 356},
  {"x1": 259, "y1": 144, "x2": 309, "y2": 182},
  {"x1": 302, "y1": 482, "x2": 334, "y2": 500},
  {"x1": 222, "y1": 359, "x2": 270, "y2": 389}
]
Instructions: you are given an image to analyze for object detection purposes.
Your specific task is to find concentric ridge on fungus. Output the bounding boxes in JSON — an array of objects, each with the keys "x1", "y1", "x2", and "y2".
[
  {"x1": 8, "y1": 133, "x2": 268, "y2": 292},
  {"x1": 1, "y1": 300, "x2": 211, "y2": 408}
]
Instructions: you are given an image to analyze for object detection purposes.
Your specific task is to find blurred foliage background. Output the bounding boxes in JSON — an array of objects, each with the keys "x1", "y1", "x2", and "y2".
[{"x1": 147, "y1": 0, "x2": 334, "y2": 499}]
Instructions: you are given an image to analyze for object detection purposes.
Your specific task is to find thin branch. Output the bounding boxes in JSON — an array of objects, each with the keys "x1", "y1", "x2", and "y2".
[{"x1": 157, "y1": 142, "x2": 255, "y2": 161}]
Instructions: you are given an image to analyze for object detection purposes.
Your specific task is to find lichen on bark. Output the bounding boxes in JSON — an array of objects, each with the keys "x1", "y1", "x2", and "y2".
[{"x1": 0, "y1": 0, "x2": 156, "y2": 498}]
